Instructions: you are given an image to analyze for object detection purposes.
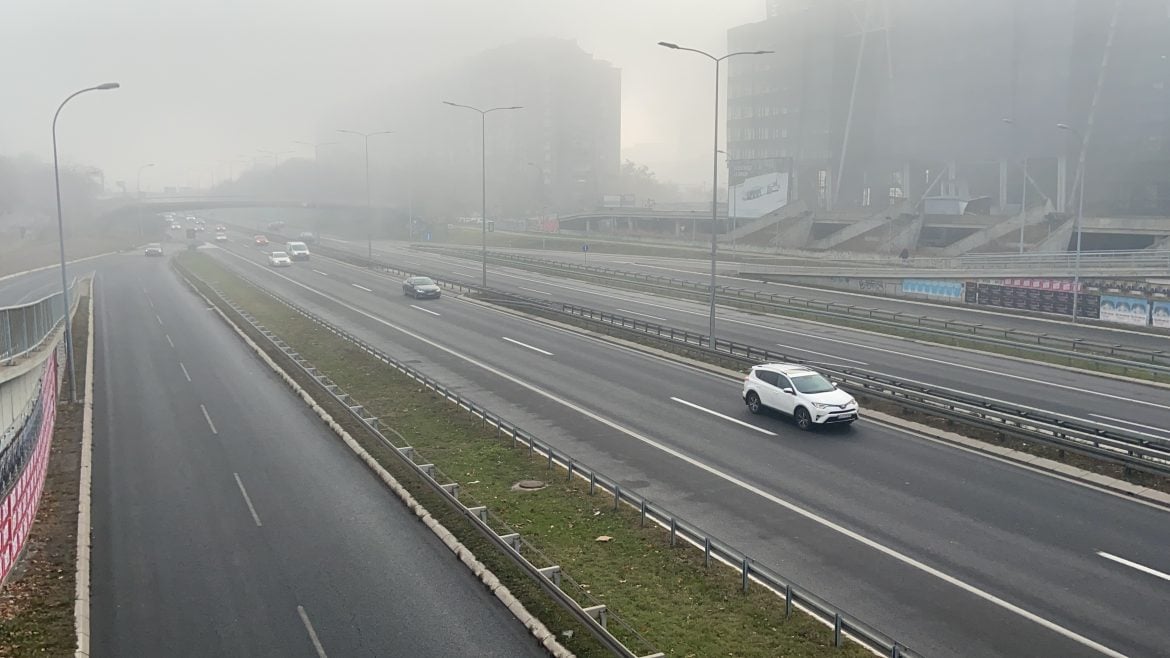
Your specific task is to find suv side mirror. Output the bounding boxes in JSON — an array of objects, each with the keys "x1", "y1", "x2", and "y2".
[{"x1": 782, "y1": 387, "x2": 794, "y2": 394}]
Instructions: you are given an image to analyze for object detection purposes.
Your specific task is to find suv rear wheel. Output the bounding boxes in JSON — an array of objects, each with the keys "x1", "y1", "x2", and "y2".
[{"x1": 746, "y1": 392, "x2": 763, "y2": 414}]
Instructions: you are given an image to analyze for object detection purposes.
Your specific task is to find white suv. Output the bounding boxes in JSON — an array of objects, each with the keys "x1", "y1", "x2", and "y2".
[{"x1": 742, "y1": 363, "x2": 858, "y2": 430}]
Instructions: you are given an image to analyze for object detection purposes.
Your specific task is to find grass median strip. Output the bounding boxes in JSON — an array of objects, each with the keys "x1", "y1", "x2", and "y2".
[{"x1": 177, "y1": 251, "x2": 875, "y2": 658}]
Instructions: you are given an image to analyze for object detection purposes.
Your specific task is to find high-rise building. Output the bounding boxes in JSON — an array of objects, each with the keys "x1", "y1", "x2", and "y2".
[{"x1": 728, "y1": 0, "x2": 1170, "y2": 219}]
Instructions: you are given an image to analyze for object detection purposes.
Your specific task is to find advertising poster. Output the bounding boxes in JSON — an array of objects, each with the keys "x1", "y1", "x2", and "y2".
[
  {"x1": 1153, "y1": 301, "x2": 1170, "y2": 329},
  {"x1": 1099, "y1": 295, "x2": 1151, "y2": 326},
  {"x1": 972, "y1": 282, "x2": 1099, "y2": 318},
  {"x1": 903, "y1": 279, "x2": 964, "y2": 301}
]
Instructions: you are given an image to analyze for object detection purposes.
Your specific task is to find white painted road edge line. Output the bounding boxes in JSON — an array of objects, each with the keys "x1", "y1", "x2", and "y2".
[
  {"x1": 501, "y1": 336, "x2": 554, "y2": 356},
  {"x1": 312, "y1": 269, "x2": 329, "y2": 276},
  {"x1": 616, "y1": 307, "x2": 669, "y2": 322},
  {"x1": 165, "y1": 334, "x2": 174, "y2": 348},
  {"x1": 0, "y1": 248, "x2": 121, "y2": 283},
  {"x1": 233, "y1": 473, "x2": 263, "y2": 527},
  {"x1": 74, "y1": 278, "x2": 96, "y2": 658},
  {"x1": 670, "y1": 397, "x2": 777, "y2": 436},
  {"x1": 410, "y1": 304, "x2": 441, "y2": 317},
  {"x1": 1089, "y1": 414, "x2": 1170, "y2": 437},
  {"x1": 776, "y1": 343, "x2": 868, "y2": 366},
  {"x1": 1097, "y1": 551, "x2": 1170, "y2": 582},
  {"x1": 351, "y1": 283, "x2": 373, "y2": 292},
  {"x1": 179, "y1": 268, "x2": 572, "y2": 657},
  {"x1": 200, "y1": 403, "x2": 218, "y2": 434},
  {"x1": 297, "y1": 605, "x2": 328, "y2": 658},
  {"x1": 155, "y1": 314, "x2": 163, "y2": 326},
  {"x1": 217, "y1": 240, "x2": 1127, "y2": 657},
  {"x1": 179, "y1": 362, "x2": 192, "y2": 383}
]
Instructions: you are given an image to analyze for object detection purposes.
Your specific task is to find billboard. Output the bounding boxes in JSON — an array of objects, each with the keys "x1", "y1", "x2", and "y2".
[
  {"x1": 729, "y1": 171, "x2": 789, "y2": 219},
  {"x1": 1153, "y1": 301, "x2": 1170, "y2": 329},
  {"x1": 966, "y1": 282, "x2": 1100, "y2": 319},
  {"x1": 903, "y1": 279, "x2": 964, "y2": 301},
  {"x1": 1099, "y1": 295, "x2": 1150, "y2": 326}
]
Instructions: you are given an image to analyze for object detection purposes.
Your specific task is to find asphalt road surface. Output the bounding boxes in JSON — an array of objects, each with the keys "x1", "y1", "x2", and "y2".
[
  {"x1": 89, "y1": 254, "x2": 545, "y2": 657},
  {"x1": 309, "y1": 238, "x2": 1170, "y2": 436},
  {"x1": 356, "y1": 236, "x2": 1170, "y2": 353},
  {"x1": 208, "y1": 236, "x2": 1170, "y2": 658}
]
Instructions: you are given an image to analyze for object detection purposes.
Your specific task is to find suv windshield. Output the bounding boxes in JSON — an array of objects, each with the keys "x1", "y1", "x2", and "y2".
[{"x1": 790, "y1": 373, "x2": 835, "y2": 394}]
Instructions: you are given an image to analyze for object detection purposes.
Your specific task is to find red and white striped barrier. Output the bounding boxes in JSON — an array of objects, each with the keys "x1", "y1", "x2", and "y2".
[{"x1": 0, "y1": 350, "x2": 59, "y2": 586}]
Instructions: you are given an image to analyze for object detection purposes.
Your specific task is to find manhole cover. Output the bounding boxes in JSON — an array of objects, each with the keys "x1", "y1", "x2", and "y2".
[{"x1": 512, "y1": 479, "x2": 547, "y2": 492}]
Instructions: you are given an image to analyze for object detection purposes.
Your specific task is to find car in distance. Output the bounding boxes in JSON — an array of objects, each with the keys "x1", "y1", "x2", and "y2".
[
  {"x1": 215, "y1": 224, "x2": 226, "y2": 232},
  {"x1": 742, "y1": 363, "x2": 858, "y2": 430},
  {"x1": 402, "y1": 276, "x2": 441, "y2": 299},
  {"x1": 170, "y1": 222, "x2": 182, "y2": 230},
  {"x1": 268, "y1": 251, "x2": 292, "y2": 267},
  {"x1": 254, "y1": 234, "x2": 269, "y2": 246},
  {"x1": 215, "y1": 231, "x2": 228, "y2": 242},
  {"x1": 144, "y1": 243, "x2": 164, "y2": 257},
  {"x1": 297, "y1": 231, "x2": 317, "y2": 244},
  {"x1": 285, "y1": 241, "x2": 311, "y2": 261}
]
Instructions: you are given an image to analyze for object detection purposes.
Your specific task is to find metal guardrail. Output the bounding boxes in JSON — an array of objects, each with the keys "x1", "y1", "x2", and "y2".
[
  {"x1": 542, "y1": 303, "x2": 1170, "y2": 479},
  {"x1": 959, "y1": 249, "x2": 1170, "y2": 272},
  {"x1": 1, "y1": 280, "x2": 76, "y2": 365},
  {"x1": 295, "y1": 242, "x2": 1170, "y2": 477},
  {"x1": 177, "y1": 256, "x2": 918, "y2": 658},
  {"x1": 416, "y1": 247, "x2": 1170, "y2": 379}
]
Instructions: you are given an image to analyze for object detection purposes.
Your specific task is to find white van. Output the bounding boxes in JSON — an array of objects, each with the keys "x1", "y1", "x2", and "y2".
[{"x1": 286, "y1": 241, "x2": 311, "y2": 261}]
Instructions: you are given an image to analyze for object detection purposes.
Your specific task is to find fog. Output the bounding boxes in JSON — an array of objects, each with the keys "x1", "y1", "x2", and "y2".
[{"x1": 1, "y1": 0, "x2": 760, "y2": 194}]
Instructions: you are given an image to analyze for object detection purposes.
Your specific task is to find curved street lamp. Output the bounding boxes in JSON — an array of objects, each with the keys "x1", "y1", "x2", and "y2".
[
  {"x1": 337, "y1": 130, "x2": 394, "y2": 261},
  {"x1": 443, "y1": 101, "x2": 523, "y2": 288},
  {"x1": 52, "y1": 82, "x2": 120, "y2": 402},
  {"x1": 658, "y1": 41, "x2": 772, "y2": 345}
]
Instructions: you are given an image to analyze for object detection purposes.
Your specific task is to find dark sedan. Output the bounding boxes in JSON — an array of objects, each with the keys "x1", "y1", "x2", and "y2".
[{"x1": 403, "y1": 276, "x2": 441, "y2": 299}]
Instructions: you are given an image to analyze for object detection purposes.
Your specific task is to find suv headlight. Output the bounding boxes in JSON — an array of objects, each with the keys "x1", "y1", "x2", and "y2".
[{"x1": 812, "y1": 402, "x2": 831, "y2": 409}]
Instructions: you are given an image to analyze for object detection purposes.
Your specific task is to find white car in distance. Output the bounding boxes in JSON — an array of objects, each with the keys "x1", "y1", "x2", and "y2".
[
  {"x1": 742, "y1": 363, "x2": 859, "y2": 430},
  {"x1": 268, "y1": 251, "x2": 292, "y2": 267}
]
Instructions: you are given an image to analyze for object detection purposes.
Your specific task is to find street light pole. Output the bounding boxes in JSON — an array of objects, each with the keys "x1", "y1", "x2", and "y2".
[
  {"x1": 135, "y1": 160, "x2": 154, "y2": 196},
  {"x1": 1058, "y1": 123, "x2": 1086, "y2": 323},
  {"x1": 338, "y1": 130, "x2": 393, "y2": 262},
  {"x1": 52, "y1": 82, "x2": 120, "y2": 403},
  {"x1": 659, "y1": 41, "x2": 772, "y2": 346},
  {"x1": 443, "y1": 101, "x2": 523, "y2": 288}
]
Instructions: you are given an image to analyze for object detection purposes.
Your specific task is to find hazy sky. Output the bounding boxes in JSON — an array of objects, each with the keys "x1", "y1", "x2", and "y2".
[{"x1": 2, "y1": 0, "x2": 762, "y2": 191}]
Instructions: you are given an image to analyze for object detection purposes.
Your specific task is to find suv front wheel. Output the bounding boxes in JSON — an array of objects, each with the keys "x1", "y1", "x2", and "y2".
[
  {"x1": 745, "y1": 392, "x2": 763, "y2": 414},
  {"x1": 794, "y1": 407, "x2": 812, "y2": 430}
]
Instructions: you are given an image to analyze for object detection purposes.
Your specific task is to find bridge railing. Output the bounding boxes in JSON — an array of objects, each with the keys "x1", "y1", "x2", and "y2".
[
  {"x1": 1, "y1": 280, "x2": 76, "y2": 365},
  {"x1": 959, "y1": 249, "x2": 1170, "y2": 272}
]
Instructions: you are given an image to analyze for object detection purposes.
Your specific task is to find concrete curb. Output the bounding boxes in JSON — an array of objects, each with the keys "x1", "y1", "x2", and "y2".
[
  {"x1": 464, "y1": 294, "x2": 1170, "y2": 510},
  {"x1": 73, "y1": 278, "x2": 96, "y2": 658},
  {"x1": 183, "y1": 274, "x2": 573, "y2": 658}
]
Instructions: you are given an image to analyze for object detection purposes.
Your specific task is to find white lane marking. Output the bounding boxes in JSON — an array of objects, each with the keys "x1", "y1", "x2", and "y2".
[
  {"x1": 410, "y1": 304, "x2": 441, "y2": 316},
  {"x1": 351, "y1": 283, "x2": 373, "y2": 292},
  {"x1": 146, "y1": 293, "x2": 155, "y2": 309},
  {"x1": 451, "y1": 265, "x2": 479, "y2": 273},
  {"x1": 179, "y1": 362, "x2": 192, "y2": 382},
  {"x1": 502, "y1": 336, "x2": 554, "y2": 356},
  {"x1": 1097, "y1": 551, "x2": 1170, "y2": 582},
  {"x1": 234, "y1": 473, "x2": 263, "y2": 527},
  {"x1": 670, "y1": 397, "x2": 777, "y2": 436},
  {"x1": 297, "y1": 605, "x2": 329, "y2": 658},
  {"x1": 200, "y1": 403, "x2": 218, "y2": 434},
  {"x1": 616, "y1": 308, "x2": 669, "y2": 322},
  {"x1": 166, "y1": 334, "x2": 174, "y2": 348},
  {"x1": 619, "y1": 290, "x2": 1170, "y2": 413},
  {"x1": 777, "y1": 344, "x2": 868, "y2": 365},
  {"x1": 1089, "y1": 414, "x2": 1170, "y2": 437},
  {"x1": 155, "y1": 314, "x2": 163, "y2": 326},
  {"x1": 518, "y1": 286, "x2": 550, "y2": 295},
  {"x1": 312, "y1": 269, "x2": 330, "y2": 276},
  {"x1": 216, "y1": 244, "x2": 1130, "y2": 657}
]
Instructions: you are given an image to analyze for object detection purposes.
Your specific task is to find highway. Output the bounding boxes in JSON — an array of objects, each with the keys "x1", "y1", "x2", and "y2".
[
  {"x1": 88, "y1": 254, "x2": 544, "y2": 657},
  {"x1": 208, "y1": 234, "x2": 1170, "y2": 658},
  {"x1": 302, "y1": 237, "x2": 1170, "y2": 439},
  {"x1": 385, "y1": 239, "x2": 1170, "y2": 353}
]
